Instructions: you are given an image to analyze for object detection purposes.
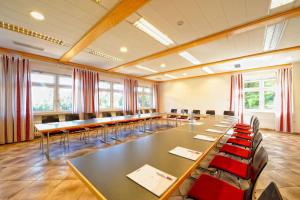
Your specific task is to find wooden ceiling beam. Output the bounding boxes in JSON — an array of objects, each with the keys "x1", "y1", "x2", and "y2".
[
  {"x1": 142, "y1": 45, "x2": 300, "y2": 78},
  {"x1": 0, "y1": 47, "x2": 152, "y2": 82},
  {"x1": 160, "y1": 64, "x2": 292, "y2": 82},
  {"x1": 59, "y1": 0, "x2": 149, "y2": 62},
  {"x1": 108, "y1": 7, "x2": 300, "y2": 72}
]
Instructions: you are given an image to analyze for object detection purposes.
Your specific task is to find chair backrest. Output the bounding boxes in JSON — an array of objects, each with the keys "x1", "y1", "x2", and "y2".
[
  {"x1": 192, "y1": 110, "x2": 200, "y2": 115},
  {"x1": 258, "y1": 182, "x2": 283, "y2": 200},
  {"x1": 151, "y1": 109, "x2": 157, "y2": 113},
  {"x1": 250, "y1": 132, "x2": 263, "y2": 157},
  {"x1": 115, "y1": 111, "x2": 124, "y2": 116},
  {"x1": 252, "y1": 117, "x2": 260, "y2": 133},
  {"x1": 244, "y1": 147, "x2": 268, "y2": 200},
  {"x1": 65, "y1": 114, "x2": 80, "y2": 121},
  {"x1": 84, "y1": 113, "x2": 96, "y2": 120},
  {"x1": 125, "y1": 111, "x2": 133, "y2": 115},
  {"x1": 206, "y1": 110, "x2": 215, "y2": 115},
  {"x1": 171, "y1": 109, "x2": 177, "y2": 113},
  {"x1": 181, "y1": 109, "x2": 188, "y2": 114},
  {"x1": 102, "y1": 112, "x2": 112, "y2": 118},
  {"x1": 223, "y1": 110, "x2": 234, "y2": 116},
  {"x1": 144, "y1": 109, "x2": 150, "y2": 113},
  {"x1": 42, "y1": 115, "x2": 59, "y2": 123}
]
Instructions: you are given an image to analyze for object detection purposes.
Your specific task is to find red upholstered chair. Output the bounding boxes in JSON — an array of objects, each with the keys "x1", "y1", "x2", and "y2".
[
  {"x1": 220, "y1": 132, "x2": 262, "y2": 160},
  {"x1": 187, "y1": 147, "x2": 268, "y2": 200},
  {"x1": 208, "y1": 145, "x2": 266, "y2": 180},
  {"x1": 233, "y1": 115, "x2": 256, "y2": 129},
  {"x1": 232, "y1": 118, "x2": 260, "y2": 142},
  {"x1": 258, "y1": 182, "x2": 283, "y2": 200}
]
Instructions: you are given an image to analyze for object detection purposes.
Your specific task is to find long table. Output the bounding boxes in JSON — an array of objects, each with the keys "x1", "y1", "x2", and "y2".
[
  {"x1": 35, "y1": 113, "x2": 164, "y2": 158},
  {"x1": 68, "y1": 116, "x2": 236, "y2": 200}
]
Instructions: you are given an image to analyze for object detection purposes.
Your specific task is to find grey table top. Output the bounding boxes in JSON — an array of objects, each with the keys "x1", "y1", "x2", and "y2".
[{"x1": 68, "y1": 116, "x2": 235, "y2": 200}]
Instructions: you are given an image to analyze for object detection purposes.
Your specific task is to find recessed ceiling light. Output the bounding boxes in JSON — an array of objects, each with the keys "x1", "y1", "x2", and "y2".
[
  {"x1": 202, "y1": 67, "x2": 214, "y2": 74},
  {"x1": 164, "y1": 74, "x2": 177, "y2": 79},
  {"x1": 136, "y1": 65, "x2": 158, "y2": 73},
  {"x1": 120, "y1": 47, "x2": 128, "y2": 53},
  {"x1": 160, "y1": 63, "x2": 166, "y2": 68},
  {"x1": 134, "y1": 18, "x2": 174, "y2": 46},
  {"x1": 270, "y1": 0, "x2": 294, "y2": 9},
  {"x1": 178, "y1": 51, "x2": 201, "y2": 65},
  {"x1": 30, "y1": 11, "x2": 45, "y2": 21},
  {"x1": 182, "y1": 73, "x2": 187, "y2": 76}
]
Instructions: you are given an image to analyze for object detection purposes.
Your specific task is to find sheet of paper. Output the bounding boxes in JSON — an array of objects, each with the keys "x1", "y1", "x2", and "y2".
[
  {"x1": 169, "y1": 146, "x2": 202, "y2": 161},
  {"x1": 205, "y1": 129, "x2": 225, "y2": 134},
  {"x1": 188, "y1": 122, "x2": 204, "y2": 126},
  {"x1": 193, "y1": 134, "x2": 217, "y2": 142},
  {"x1": 214, "y1": 124, "x2": 231, "y2": 128},
  {"x1": 127, "y1": 164, "x2": 177, "y2": 197},
  {"x1": 219, "y1": 121, "x2": 231, "y2": 124}
]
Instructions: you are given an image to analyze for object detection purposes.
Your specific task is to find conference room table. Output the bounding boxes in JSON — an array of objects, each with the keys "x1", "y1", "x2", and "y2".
[
  {"x1": 68, "y1": 115, "x2": 236, "y2": 200},
  {"x1": 35, "y1": 113, "x2": 164, "y2": 158}
]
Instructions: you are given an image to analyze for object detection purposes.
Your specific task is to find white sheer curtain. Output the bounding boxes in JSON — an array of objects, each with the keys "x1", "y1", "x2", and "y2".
[
  {"x1": 275, "y1": 67, "x2": 293, "y2": 133},
  {"x1": 72, "y1": 68, "x2": 100, "y2": 115},
  {"x1": 230, "y1": 74, "x2": 244, "y2": 123},
  {"x1": 0, "y1": 55, "x2": 33, "y2": 144}
]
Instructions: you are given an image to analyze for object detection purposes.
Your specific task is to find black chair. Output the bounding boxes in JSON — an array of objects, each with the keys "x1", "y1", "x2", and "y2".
[
  {"x1": 168, "y1": 109, "x2": 177, "y2": 118},
  {"x1": 42, "y1": 115, "x2": 59, "y2": 123},
  {"x1": 178, "y1": 109, "x2": 189, "y2": 119},
  {"x1": 125, "y1": 111, "x2": 133, "y2": 115},
  {"x1": 84, "y1": 112, "x2": 96, "y2": 120},
  {"x1": 206, "y1": 110, "x2": 215, "y2": 115},
  {"x1": 187, "y1": 147, "x2": 268, "y2": 200},
  {"x1": 115, "y1": 111, "x2": 124, "y2": 116},
  {"x1": 144, "y1": 109, "x2": 150, "y2": 114},
  {"x1": 258, "y1": 182, "x2": 283, "y2": 200},
  {"x1": 65, "y1": 113, "x2": 80, "y2": 121},
  {"x1": 82, "y1": 113, "x2": 103, "y2": 142},
  {"x1": 192, "y1": 110, "x2": 201, "y2": 120},
  {"x1": 224, "y1": 110, "x2": 235, "y2": 116},
  {"x1": 102, "y1": 112, "x2": 112, "y2": 118}
]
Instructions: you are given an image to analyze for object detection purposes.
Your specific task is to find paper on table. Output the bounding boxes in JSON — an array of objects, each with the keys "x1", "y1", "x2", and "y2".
[
  {"x1": 127, "y1": 164, "x2": 177, "y2": 197},
  {"x1": 169, "y1": 146, "x2": 202, "y2": 161},
  {"x1": 219, "y1": 121, "x2": 232, "y2": 124},
  {"x1": 205, "y1": 129, "x2": 225, "y2": 134},
  {"x1": 193, "y1": 134, "x2": 217, "y2": 142},
  {"x1": 188, "y1": 122, "x2": 204, "y2": 125},
  {"x1": 214, "y1": 124, "x2": 231, "y2": 128}
]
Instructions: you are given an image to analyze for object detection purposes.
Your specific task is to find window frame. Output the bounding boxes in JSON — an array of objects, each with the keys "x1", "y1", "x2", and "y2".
[
  {"x1": 244, "y1": 78, "x2": 276, "y2": 112},
  {"x1": 137, "y1": 86, "x2": 153, "y2": 109},
  {"x1": 31, "y1": 71, "x2": 73, "y2": 114},
  {"x1": 98, "y1": 80, "x2": 124, "y2": 111}
]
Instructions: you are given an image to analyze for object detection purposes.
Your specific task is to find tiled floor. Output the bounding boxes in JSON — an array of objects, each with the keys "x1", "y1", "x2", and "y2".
[{"x1": 0, "y1": 126, "x2": 299, "y2": 200}]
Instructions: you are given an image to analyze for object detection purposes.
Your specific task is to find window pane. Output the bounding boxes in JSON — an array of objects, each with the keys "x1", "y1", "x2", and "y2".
[
  {"x1": 32, "y1": 86, "x2": 54, "y2": 112},
  {"x1": 264, "y1": 79, "x2": 276, "y2": 87},
  {"x1": 244, "y1": 81, "x2": 259, "y2": 88},
  {"x1": 113, "y1": 92, "x2": 123, "y2": 109},
  {"x1": 143, "y1": 95, "x2": 152, "y2": 107},
  {"x1": 59, "y1": 88, "x2": 72, "y2": 111},
  {"x1": 264, "y1": 91, "x2": 275, "y2": 109},
  {"x1": 144, "y1": 87, "x2": 151, "y2": 93},
  {"x1": 138, "y1": 94, "x2": 143, "y2": 108},
  {"x1": 99, "y1": 81, "x2": 111, "y2": 90},
  {"x1": 137, "y1": 87, "x2": 143, "y2": 93},
  {"x1": 59, "y1": 76, "x2": 72, "y2": 86},
  {"x1": 245, "y1": 91, "x2": 259, "y2": 109},
  {"x1": 113, "y1": 83, "x2": 124, "y2": 91},
  {"x1": 100, "y1": 91, "x2": 111, "y2": 108},
  {"x1": 32, "y1": 73, "x2": 55, "y2": 84}
]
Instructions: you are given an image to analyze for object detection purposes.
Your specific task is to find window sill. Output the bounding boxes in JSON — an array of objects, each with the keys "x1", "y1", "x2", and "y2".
[
  {"x1": 244, "y1": 110, "x2": 275, "y2": 114},
  {"x1": 33, "y1": 111, "x2": 72, "y2": 116}
]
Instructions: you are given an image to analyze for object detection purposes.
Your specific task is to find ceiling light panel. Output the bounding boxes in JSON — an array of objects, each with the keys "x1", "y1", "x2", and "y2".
[
  {"x1": 178, "y1": 51, "x2": 201, "y2": 65},
  {"x1": 136, "y1": 65, "x2": 158, "y2": 73},
  {"x1": 134, "y1": 18, "x2": 174, "y2": 46},
  {"x1": 270, "y1": 0, "x2": 295, "y2": 9},
  {"x1": 202, "y1": 67, "x2": 214, "y2": 74},
  {"x1": 264, "y1": 21, "x2": 287, "y2": 51},
  {"x1": 164, "y1": 74, "x2": 177, "y2": 79},
  {"x1": 87, "y1": 49, "x2": 123, "y2": 62}
]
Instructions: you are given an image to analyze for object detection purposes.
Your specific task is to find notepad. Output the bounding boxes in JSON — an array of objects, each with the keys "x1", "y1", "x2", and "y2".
[
  {"x1": 193, "y1": 134, "x2": 217, "y2": 142},
  {"x1": 214, "y1": 124, "x2": 231, "y2": 128},
  {"x1": 127, "y1": 164, "x2": 177, "y2": 197},
  {"x1": 206, "y1": 129, "x2": 225, "y2": 134},
  {"x1": 188, "y1": 122, "x2": 204, "y2": 125},
  {"x1": 169, "y1": 146, "x2": 202, "y2": 161}
]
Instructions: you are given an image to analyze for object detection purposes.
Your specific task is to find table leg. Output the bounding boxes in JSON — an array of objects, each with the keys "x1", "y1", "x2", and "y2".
[{"x1": 46, "y1": 132, "x2": 50, "y2": 159}]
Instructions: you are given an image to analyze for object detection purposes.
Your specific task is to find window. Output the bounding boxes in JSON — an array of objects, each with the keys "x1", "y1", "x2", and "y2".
[
  {"x1": 99, "y1": 81, "x2": 124, "y2": 109},
  {"x1": 138, "y1": 86, "x2": 153, "y2": 108},
  {"x1": 244, "y1": 78, "x2": 276, "y2": 111},
  {"x1": 31, "y1": 71, "x2": 72, "y2": 113}
]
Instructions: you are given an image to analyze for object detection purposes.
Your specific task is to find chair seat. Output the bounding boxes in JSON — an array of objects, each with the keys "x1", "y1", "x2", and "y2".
[
  {"x1": 188, "y1": 174, "x2": 244, "y2": 200},
  {"x1": 234, "y1": 129, "x2": 252, "y2": 134},
  {"x1": 220, "y1": 144, "x2": 251, "y2": 159},
  {"x1": 234, "y1": 125, "x2": 251, "y2": 130},
  {"x1": 235, "y1": 123, "x2": 250, "y2": 127},
  {"x1": 209, "y1": 155, "x2": 249, "y2": 179},
  {"x1": 227, "y1": 138, "x2": 252, "y2": 148},
  {"x1": 232, "y1": 133, "x2": 253, "y2": 140}
]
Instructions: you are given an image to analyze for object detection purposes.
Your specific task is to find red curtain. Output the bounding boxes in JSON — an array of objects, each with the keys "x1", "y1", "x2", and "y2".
[
  {"x1": 0, "y1": 55, "x2": 33, "y2": 144},
  {"x1": 276, "y1": 68, "x2": 293, "y2": 133},
  {"x1": 124, "y1": 79, "x2": 138, "y2": 114},
  {"x1": 72, "y1": 68, "x2": 100, "y2": 114},
  {"x1": 153, "y1": 82, "x2": 160, "y2": 112},
  {"x1": 230, "y1": 74, "x2": 244, "y2": 123}
]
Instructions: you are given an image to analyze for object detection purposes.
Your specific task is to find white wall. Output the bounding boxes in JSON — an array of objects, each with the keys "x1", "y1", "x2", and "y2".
[{"x1": 159, "y1": 64, "x2": 300, "y2": 133}]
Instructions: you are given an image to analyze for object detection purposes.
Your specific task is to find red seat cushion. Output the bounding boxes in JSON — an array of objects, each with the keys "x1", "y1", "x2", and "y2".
[
  {"x1": 188, "y1": 174, "x2": 244, "y2": 200},
  {"x1": 227, "y1": 138, "x2": 252, "y2": 148},
  {"x1": 209, "y1": 155, "x2": 249, "y2": 179},
  {"x1": 234, "y1": 125, "x2": 251, "y2": 130},
  {"x1": 232, "y1": 133, "x2": 253, "y2": 140},
  {"x1": 220, "y1": 144, "x2": 251, "y2": 159},
  {"x1": 235, "y1": 123, "x2": 250, "y2": 127},
  {"x1": 234, "y1": 129, "x2": 252, "y2": 134}
]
